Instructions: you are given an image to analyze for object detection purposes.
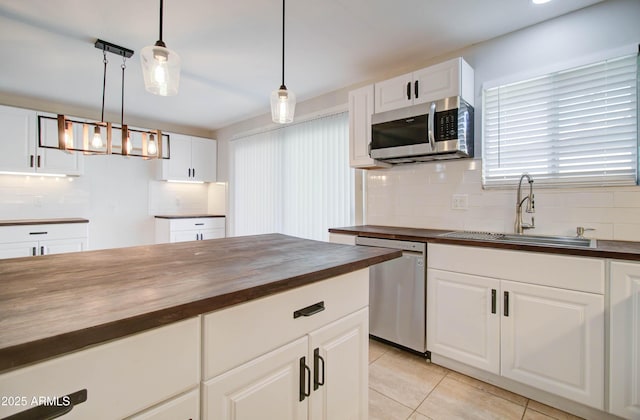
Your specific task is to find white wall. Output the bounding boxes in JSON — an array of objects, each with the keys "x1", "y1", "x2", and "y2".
[
  {"x1": 216, "y1": 0, "x2": 640, "y2": 240},
  {"x1": 0, "y1": 156, "x2": 211, "y2": 250}
]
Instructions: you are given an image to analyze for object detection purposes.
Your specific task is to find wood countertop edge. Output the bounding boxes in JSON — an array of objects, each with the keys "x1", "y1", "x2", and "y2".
[
  {"x1": 0, "y1": 218, "x2": 89, "y2": 226},
  {"x1": 0, "y1": 249, "x2": 400, "y2": 374},
  {"x1": 329, "y1": 227, "x2": 640, "y2": 261}
]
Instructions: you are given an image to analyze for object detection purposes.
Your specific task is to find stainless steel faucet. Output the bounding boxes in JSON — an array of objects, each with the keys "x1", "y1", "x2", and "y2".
[{"x1": 515, "y1": 174, "x2": 535, "y2": 234}]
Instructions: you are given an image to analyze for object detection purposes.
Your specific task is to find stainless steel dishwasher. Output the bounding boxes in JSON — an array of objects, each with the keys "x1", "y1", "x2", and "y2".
[{"x1": 355, "y1": 236, "x2": 427, "y2": 354}]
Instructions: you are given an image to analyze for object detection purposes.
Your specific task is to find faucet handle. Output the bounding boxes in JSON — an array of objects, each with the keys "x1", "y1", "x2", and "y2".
[{"x1": 576, "y1": 226, "x2": 595, "y2": 238}]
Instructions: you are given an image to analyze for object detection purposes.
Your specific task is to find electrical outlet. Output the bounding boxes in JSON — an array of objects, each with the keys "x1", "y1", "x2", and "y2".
[{"x1": 452, "y1": 194, "x2": 469, "y2": 210}]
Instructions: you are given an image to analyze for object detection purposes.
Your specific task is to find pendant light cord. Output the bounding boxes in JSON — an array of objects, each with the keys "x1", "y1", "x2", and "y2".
[
  {"x1": 121, "y1": 57, "x2": 127, "y2": 126},
  {"x1": 101, "y1": 51, "x2": 107, "y2": 123},
  {"x1": 159, "y1": 0, "x2": 164, "y2": 42},
  {"x1": 281, "y1": 0, "x2": 285, "y2": 87}
]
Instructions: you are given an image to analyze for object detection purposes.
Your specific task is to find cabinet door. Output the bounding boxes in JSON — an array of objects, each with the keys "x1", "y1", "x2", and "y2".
[
  {"x1": 427, "y1": 269, "x2": 500, "y2": 374},
  {"x1": 413, "y1": 59, "x2": 460, "y2": 106},
  {"x1": 128, "y1": 388, "x2": 200, "y2": 420},
  {"x1": 203, "y1": 336, "x2": 308, "y2": 420},
  {"x1": 0, "y1": 104, "x2": 35, "y2": 173},
  {"x1": 308, "y1": 308, "x2": 368, "y2": 420},
  {"x1": 0, "y1": 241, "x2": 38, "y2": 259},
  {"x1": 191, "y1": 137, "x2": 217, "y2": 182},
  {"x1": 37, "y1": 115, "x2": 83, "y2": 176},
  {"x1": 163, "y1": 133, "x2": 192, "y2": 181},
  {"x1": 609, "y1": 261, "x2": 640, "y2": 419},
  {"x1": 40, "y1": 238, "x2": 86, "y2": 255},
  {"x1": 348, "y1": 85, "x2": 376, "y2": 168},
  {"x1": 374, "y1": 73, "x2": 413, "y2": 113},
  {"x1": 201, "y1": 228, "x2": 225, "y2": 240},
  {"x1": 171, "y1": 230, "x2": 201, "y2": 243},
  {"x1": 500, "y1": 280, "x2": 604, "y2": 409}
]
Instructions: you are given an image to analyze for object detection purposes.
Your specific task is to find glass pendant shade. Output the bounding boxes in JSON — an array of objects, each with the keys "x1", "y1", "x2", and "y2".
[
  {"x1": 141, "y1": 43, "x2": 181, "y2": 96},
  {"x1": 271, "y1": 86, "x2": 296, "y2": 124}
]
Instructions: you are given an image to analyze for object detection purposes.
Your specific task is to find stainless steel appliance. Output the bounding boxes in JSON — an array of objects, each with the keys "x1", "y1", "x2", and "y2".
[
  {"x1": 355, "y1": 236, "x2": 427, "y2": 353},
  {"x1": 370, "y1": 95, "x2": 474, "y2": 164}
]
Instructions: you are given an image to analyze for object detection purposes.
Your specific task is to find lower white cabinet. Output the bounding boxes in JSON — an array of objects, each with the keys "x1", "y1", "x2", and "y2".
[
  {"x1": 427, "y1": 244, "x2": 605, "y2": 410},
  {"x1": 609, "y1": 261, "x2": 640, "y2": 419},
  {"x1": 0, "y1": 222, "x2": 88, "y2": 259},
  {"x1": 0, "y1": 318, "x2": 200, "y2": 420},
  {"x1": 202, "y1": 269, "x2": 369, "y2": 420},
  {"x1": 127, "y1": 388, "x2": 200, "y2": 420},
  {"x1": 155, "y1": 216, "x2": 225, "y2": 244}
]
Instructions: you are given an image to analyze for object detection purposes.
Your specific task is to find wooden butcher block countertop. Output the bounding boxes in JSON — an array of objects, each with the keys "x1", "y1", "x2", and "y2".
[{"x1": 0, "y1": 233, "x2": 400, "y2": 373}]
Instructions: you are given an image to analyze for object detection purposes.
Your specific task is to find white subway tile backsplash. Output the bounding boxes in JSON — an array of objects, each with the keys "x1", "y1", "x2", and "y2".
[{"x1": 366, "y1": 161, "x2": 640, "y2": 241}]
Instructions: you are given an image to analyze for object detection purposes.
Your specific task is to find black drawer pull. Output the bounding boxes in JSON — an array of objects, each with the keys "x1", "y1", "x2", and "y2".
[
  {"x1": 299, "y1": 357, "x2": 311, "y2": 402},
  {"x1": 504, "y1": 291, "x2": 510, "y2": 317},
  {"x1": 2, "y1": 388, "x2": 87, "y2": 420},
  {"x1": 406, "y1": 82, "x2": 411, "y2": 100},
  {"x1": 293, "y1": 301, "x2": 325, "y2": 319},
  {"x1": 195, "y1": 223, "x2": 205, "y2": 226},
  {"x1": 313, "y1": 347, "x2": 325, "y2": 390},
  {"x1": 29, "y1": 231, "x2": 48, "y2": 235}
]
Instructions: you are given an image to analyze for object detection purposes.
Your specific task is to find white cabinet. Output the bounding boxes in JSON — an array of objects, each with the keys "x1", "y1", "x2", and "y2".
[
  {"x1": 0, "y1": 318, "x2": 201, "y2": 420},
  {"x1": 427, "y1": 244, "x2": 605, "y2": 410},
  {"x1": 427, "y1": 269, "x2": 500, "y2": 374},
  {"x1": 348, "y1": 85, "x2": 388, "y2": 169},
  {"x1": 0, "y1": 222, "x2": 88, "y2": 259},
  {"x1": 162, "y1": 133, "x2": 217, "y2": 182},
  {"x1": 155, "y1": 217, "x2": 225, "y2": 244},
  {"x1": 0, "y1": 105, "x2": 83, "y2": 176},
  {"x1": 374, "y1": 57, "x2": 474, "y2": 113},
  {"x1": 128, "y1": 388, "x2": 200, "y2": 420},
  {"x1": 609, "y1": 261, "x2": 640, "y2": 419},
  {"x1": 202, "y1": 269, "x2": 369, "y2": 420}
]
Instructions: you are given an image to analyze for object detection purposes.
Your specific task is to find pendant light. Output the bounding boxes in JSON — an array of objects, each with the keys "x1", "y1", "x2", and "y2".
[
  {"x1": 93, "y1": 49, "x2": 108, "y2": 149},
  {"x1": 270, "y1": 0, "x2": 296, "y2": 124},
  {"x1": 141, "y1": 0, "x2": 181, "y2": 96}
]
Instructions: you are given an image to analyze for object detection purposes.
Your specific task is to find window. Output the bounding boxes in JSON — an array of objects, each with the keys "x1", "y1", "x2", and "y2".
[
  {"x1": 231, "y1": 112, "x2": 354, "y2": 241},
  {"x1": 482, "y1": 53, "x2": 638, "y2": 188}
]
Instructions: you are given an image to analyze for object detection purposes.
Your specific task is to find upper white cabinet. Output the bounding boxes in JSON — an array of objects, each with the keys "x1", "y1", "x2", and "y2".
[
  {"x1": 348, "y1": 85, "x2": 388, "y2": 169},
  {"x1": 609, "y1": 261, "x2": 640, "y2": 419},
  {"x1": 161, "y1": 133, "x2": 217, "y2": 182},
  {"x1": 427, "y1": 244, "x2": 605, "y2": 410},
  {"x1": 0, "y1": 105, "x2": 83, "y2": 176},
  {"x1": 374, "y1": 57, "x2": 474, "y2": 113}
]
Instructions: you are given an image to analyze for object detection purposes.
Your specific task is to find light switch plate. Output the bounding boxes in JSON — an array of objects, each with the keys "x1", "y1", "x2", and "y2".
[{"x1": 452, "y1": 194, "x2": 469, "y2": 210}]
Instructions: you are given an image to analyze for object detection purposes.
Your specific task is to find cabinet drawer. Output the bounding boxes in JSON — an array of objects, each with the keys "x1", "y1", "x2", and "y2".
[
  {"x1": 0, "y1": 223, "x2": 87, "y2": 243},
  {"x1": 0, "y1": 318, "x2": 200, "y2": 420},
  {"x1": 203, "y1": 268, "x2": 368, "y2": 379},
  {"x1": 428, "y1": 244, "x2": 604, "y2": 294},
  {"x1": 169, "y1": 217, "x2": 225, "y2": 231},
  {"x1": 128, "y1": 388, "x2": 200, "y2": 420}
]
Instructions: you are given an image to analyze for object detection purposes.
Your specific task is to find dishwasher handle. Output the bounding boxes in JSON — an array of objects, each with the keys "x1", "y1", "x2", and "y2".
[{"x1": 2, "y1": 389, "x2": 87, "y2": 420}]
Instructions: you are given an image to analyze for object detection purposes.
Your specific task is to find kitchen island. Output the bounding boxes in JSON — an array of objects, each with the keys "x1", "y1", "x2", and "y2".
[{"x1": 0, "y1": 233, "x2": 400, "y2": 419}]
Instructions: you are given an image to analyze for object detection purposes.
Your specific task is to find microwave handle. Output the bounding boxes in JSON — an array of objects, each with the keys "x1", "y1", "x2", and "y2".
[{"x1": 428, "y1": 102, "x2": 436, "y2": 150}]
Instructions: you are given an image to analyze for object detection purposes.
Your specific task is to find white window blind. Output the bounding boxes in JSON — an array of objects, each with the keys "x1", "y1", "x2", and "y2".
[
  {"x1": 231, "y1": 112, "x2": 354, "y2": 241},
  {"x1": 482, "y1": 53, "x2": 638, "y2": 188}
]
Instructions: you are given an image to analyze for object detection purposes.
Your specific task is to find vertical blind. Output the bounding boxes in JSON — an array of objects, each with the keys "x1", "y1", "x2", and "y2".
[
  {"x1": 482, "y1": 53, "x2": 638, "y2": 188},
  {"x1": 231, "y1": 112, "x2": 354, "y2": 241}
]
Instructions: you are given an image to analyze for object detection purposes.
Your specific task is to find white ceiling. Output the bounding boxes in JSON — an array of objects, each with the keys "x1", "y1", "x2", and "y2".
[{"x1": 0, "y1": 0, "x2": 604, "y2": 132}]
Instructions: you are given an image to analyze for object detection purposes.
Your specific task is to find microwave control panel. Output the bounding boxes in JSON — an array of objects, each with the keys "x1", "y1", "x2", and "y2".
[{"x1": 435, "y1": 109, "x2": 458, "y2": 141}]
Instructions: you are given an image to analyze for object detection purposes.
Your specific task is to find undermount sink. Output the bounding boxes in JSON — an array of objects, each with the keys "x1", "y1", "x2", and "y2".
[{"x1": 439, "y1": 231, "x2": 597, "y2": 249}]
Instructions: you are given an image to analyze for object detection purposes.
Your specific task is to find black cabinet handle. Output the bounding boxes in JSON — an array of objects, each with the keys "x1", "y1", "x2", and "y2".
[
  {"x1": 32, "y1": 247, "x2": 36, "y2": 256},
  {"x1": 504, "y1": 291, "x2": 510, "y2": 317},
  {"x1": 293, "y1": 301, "x2": 325, "y2": 319},
  {"x1": 491, "y1": 289, "x2": 496, "y2": 314},
  {"x1": 195, "y1": 223, "x2": 205, "y2": 226},
  {"x1": 29, "y1": 155, "x2": 34, "y2": 168},
  {"x1": 313, "y1": 347, "x2": 325, "y2": 390},
  {"x1": 406, "y1": 82, "x2": 411, "y2": 100},
  {"x1": 188, "y1": 168, "x2": 191, "y2": 178},
  {"x1": 40, "y1": 246, "x2": 45, "y2": 256},
  {"x1": 37, "y1": 155, "x2": 41, "y2": 168},
  {"x1": 192, "y1": 168, "x2": 196, "y2": 178},
  {"x1": 29, "y1": 231, "x2": 48, "y2": 235},
  {"x1": 2, "y1": 389, "x2": 87, "y2": 420},
  {"x1": 299, "y1": 357, "x2": 311, "y2": 402},
  {"x1": 414, "y1": 80, "x2": 419, "y2": 99}
]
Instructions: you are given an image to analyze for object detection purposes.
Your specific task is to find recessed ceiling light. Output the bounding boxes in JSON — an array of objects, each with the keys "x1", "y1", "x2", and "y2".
[{"x1": 532, "y1": 0, "x2": 551, "y2": 4}]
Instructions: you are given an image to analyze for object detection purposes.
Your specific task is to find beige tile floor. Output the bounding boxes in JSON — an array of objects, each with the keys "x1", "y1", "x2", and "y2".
[{"x1": 368, "y1": 339, "x2": 584, "y2": 420}]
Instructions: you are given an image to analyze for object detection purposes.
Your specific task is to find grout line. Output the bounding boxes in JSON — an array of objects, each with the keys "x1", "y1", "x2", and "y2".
[
  {"x1": 443, "y1": 369, "x2": 529, "y2": 409},
  {"x1": 369, "y1": 387, "x2": 416, "y2": 413},
  {"x1": 521, "y1": 399, "x2": 530, "y2": 420}
]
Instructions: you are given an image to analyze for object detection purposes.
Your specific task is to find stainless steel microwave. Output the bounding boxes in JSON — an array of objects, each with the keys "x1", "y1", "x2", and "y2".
[{"x1": 370, "y1": 96, "x2": 474, "y2": 164}]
